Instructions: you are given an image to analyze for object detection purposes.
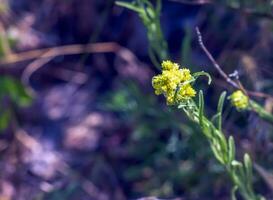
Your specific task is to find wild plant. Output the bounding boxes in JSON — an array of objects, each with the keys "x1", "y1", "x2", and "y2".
[{"x1": 116, "y1": 0, "x2": 273, "y2": 199}]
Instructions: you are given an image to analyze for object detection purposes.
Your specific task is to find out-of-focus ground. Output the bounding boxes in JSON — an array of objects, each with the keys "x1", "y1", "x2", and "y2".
[{"x1": 0, "y1": 0, "x2": 273, "y2": 199}]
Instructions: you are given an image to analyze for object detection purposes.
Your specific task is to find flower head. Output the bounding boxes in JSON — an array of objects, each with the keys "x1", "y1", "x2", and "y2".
[
  {"x1": 152, "y1": 60, "x2": 196, "y2": 105},
  {"x1": 230, "y1": 90, "x2": 249, "y2": 110}
]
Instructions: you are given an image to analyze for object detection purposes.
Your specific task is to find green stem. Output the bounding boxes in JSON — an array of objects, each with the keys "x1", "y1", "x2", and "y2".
[
  {"x1": 117, "y1": 0, "x2": 168, "y2": 65},
  {"x1": 249, "y1": 100, "x2": 273, "y2": 124},
  {"x1": 180, "y1": 98, "x2": 263, "y2": 200}
]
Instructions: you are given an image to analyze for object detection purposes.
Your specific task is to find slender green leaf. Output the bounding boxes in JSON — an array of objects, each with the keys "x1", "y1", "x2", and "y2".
[
  {"x1": 249, "y1": 100, "x2": 273, "y2": 124},
  {"x1": 144, "y1": 6, "x2": 155, "y2": 20},
  {"x1": 156, "y1": 0, "x2": 162, "y2": 14},
  {"x1": 211, "y1": 113, "x2": 220, "y2": 125},
  {"x1": 212, "y1": 129, "x2": 228, "y2": 164},
  {"x1": 193, "y1": 71, "x2": 212, "y2": 85},
  {"x1": 198, "y1": 90, "x2": 204, "y2": 128},
  {"x1": 244, "y1": 153, "x2": 253, "y2": 182},
  {"x1": 216, "y1": 91, "x2": 226, "y2": 131},
  {"x1": 231, "y1": 160, "x2": 243, "y2": 167},
  {"x1": 228, "y1": 136, "x2": 236, "y2": 163},
  {"x1": 116, "y1": 1, "x2": 143, "y2": 13},
  {"x1": 210, "y1": 141, "x2": 225, "y2": 164},
  {"x1": 231, "y1": 186, "x2": 238, "y2": 200}
]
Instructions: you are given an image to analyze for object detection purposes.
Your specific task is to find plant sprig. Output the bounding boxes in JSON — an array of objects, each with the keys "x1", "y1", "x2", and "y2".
[
  {"x1": 152, "y1": 60, "x2": 265, "y2": 200},
  {"x1": 180, "y1": 91, "x2": 265, "y2": 200},
  {"x1": 116, "y1": 0, "x2": 168, "y2": 68},
  {"x1": 196, "y1": 27, "x2": 273, "y2": 124}
]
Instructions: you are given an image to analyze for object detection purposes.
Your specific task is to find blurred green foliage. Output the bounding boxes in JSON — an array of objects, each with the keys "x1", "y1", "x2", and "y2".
[
  {"x1": 103, "y1": 81, "x2": 230, "y2": 198},
  {"x1": 116, "y1": 0, "x2": 168, "y2": 67},
  {"x1": 0, "y1": 76, "x2": 32, "y2": 131}
]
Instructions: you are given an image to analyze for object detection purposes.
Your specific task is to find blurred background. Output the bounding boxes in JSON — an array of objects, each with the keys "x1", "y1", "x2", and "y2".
[{"x1": 0, "y1": 0, "x2": 273, "y2": 199}]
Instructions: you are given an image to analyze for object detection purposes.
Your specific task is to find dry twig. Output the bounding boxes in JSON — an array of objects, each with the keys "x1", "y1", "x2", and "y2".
[
  {"x1": 0, "y1": 42, "x2": 122, "y2": 65},
  {"x1": 195, "y1": 27, "x2": 273, "y2": 100},
  {"x1": 196, "y1": 27, "x2": 239, "y2": 89}
]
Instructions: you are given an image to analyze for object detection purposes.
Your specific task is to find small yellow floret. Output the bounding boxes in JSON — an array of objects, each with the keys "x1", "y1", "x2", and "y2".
[
  {"x1": 162, "y1": 60, "x2": 179, "y2": 71},
  {"x1": 230, "y1": 90, "x2": 249, "y2": 110},
  {"x1": 152, "y1": 60, "x2": 196, "y2": 105}
]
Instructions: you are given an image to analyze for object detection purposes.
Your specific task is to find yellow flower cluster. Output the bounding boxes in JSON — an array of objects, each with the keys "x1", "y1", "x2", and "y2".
[
  {"x1": 230, "y1": 90, "x2": 249, "y2": 110},
  {"x1": 152, "y1": 60, "x2": 196, "y2": 105}
]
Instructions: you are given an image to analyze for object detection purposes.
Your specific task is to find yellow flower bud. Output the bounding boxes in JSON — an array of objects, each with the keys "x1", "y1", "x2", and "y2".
[{"x1": 230, "y1": 90, "x2": 249, "y2": 110}]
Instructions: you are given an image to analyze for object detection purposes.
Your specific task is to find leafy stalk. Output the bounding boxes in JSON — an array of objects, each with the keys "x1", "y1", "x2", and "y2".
[
  {"x1": 116, "y1": 0, "x2": 168, "y2": 68},
  {"x1": 179, "y1": 92, "x2": 264, "y2": 200},
  {"x1": 249, "y1": 100, "x2": 273, "y2": 124}
]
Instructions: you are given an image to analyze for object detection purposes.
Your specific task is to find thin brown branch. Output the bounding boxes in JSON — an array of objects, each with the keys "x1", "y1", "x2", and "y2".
[
  {"x1": 0, "y1": 42, "x2": 139, "y2": 96},
  {"x1": 21, "y1": 50, "x2": 54, "y2": 88},
  {"x1": 195, "y1": 27, "x2": 239, "y2": 89},
  {"x1": 247, "y1": 91, "x2": 273, "y2": 100},
  {"x1": 0, "y1": 42, "x2": 122, "y2": 65},
  {"x1": 21, "y1": 52, "x2": 89, "y2": 95},
  {"x1": 195, "y1": 27, "x2": 273, "y2": 101}
]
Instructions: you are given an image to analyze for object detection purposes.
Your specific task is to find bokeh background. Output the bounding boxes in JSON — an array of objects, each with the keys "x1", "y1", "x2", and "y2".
[{"x1": 0, "y1": 0, "x2": 273, "y2": 199}]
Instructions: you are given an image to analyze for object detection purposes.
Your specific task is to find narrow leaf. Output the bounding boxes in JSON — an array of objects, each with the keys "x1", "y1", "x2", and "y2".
[
  {"x1": 217, "y1": 91, "x2": 226, "y2": 113},
  {"x1": 231, "y1": 160, "x2": 243, "y2": 167},
  {"x1": 228, "y1": 136, "x2": 235, "y2": 163},
  {"x1": 116, "y1": 1, "x2": 143, "y2": 13},
  {"x1": 231, "y1": 186, "x2": 238, "y2": 200},
  {"x1": 193, "y1": 71, "x2": 212, "y2": 85},
  {"x1": 210, "y1": 142, "x2": 225, "y2": 164},
  {"x1": 216, "y1": 91, "x2": 226, "y2": 131},
  {"x1": 211, "y1": 113, "x2": 220, "y2": 124},
  {"x1": 244, "y1": 153, "x2": 253, "y2": 182},
  {"x1": 212, "y1": 130, "x2": 228, "y2": 163},
  {"x1": 156, "y1": 0, "x2": 162, "y2": 14},
  {"x1": 198, "y1": 90, "x2": 204, "y2": 128},
  {"x1": 144, "y1": 7, "x2": 154, "y2": 20}
]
